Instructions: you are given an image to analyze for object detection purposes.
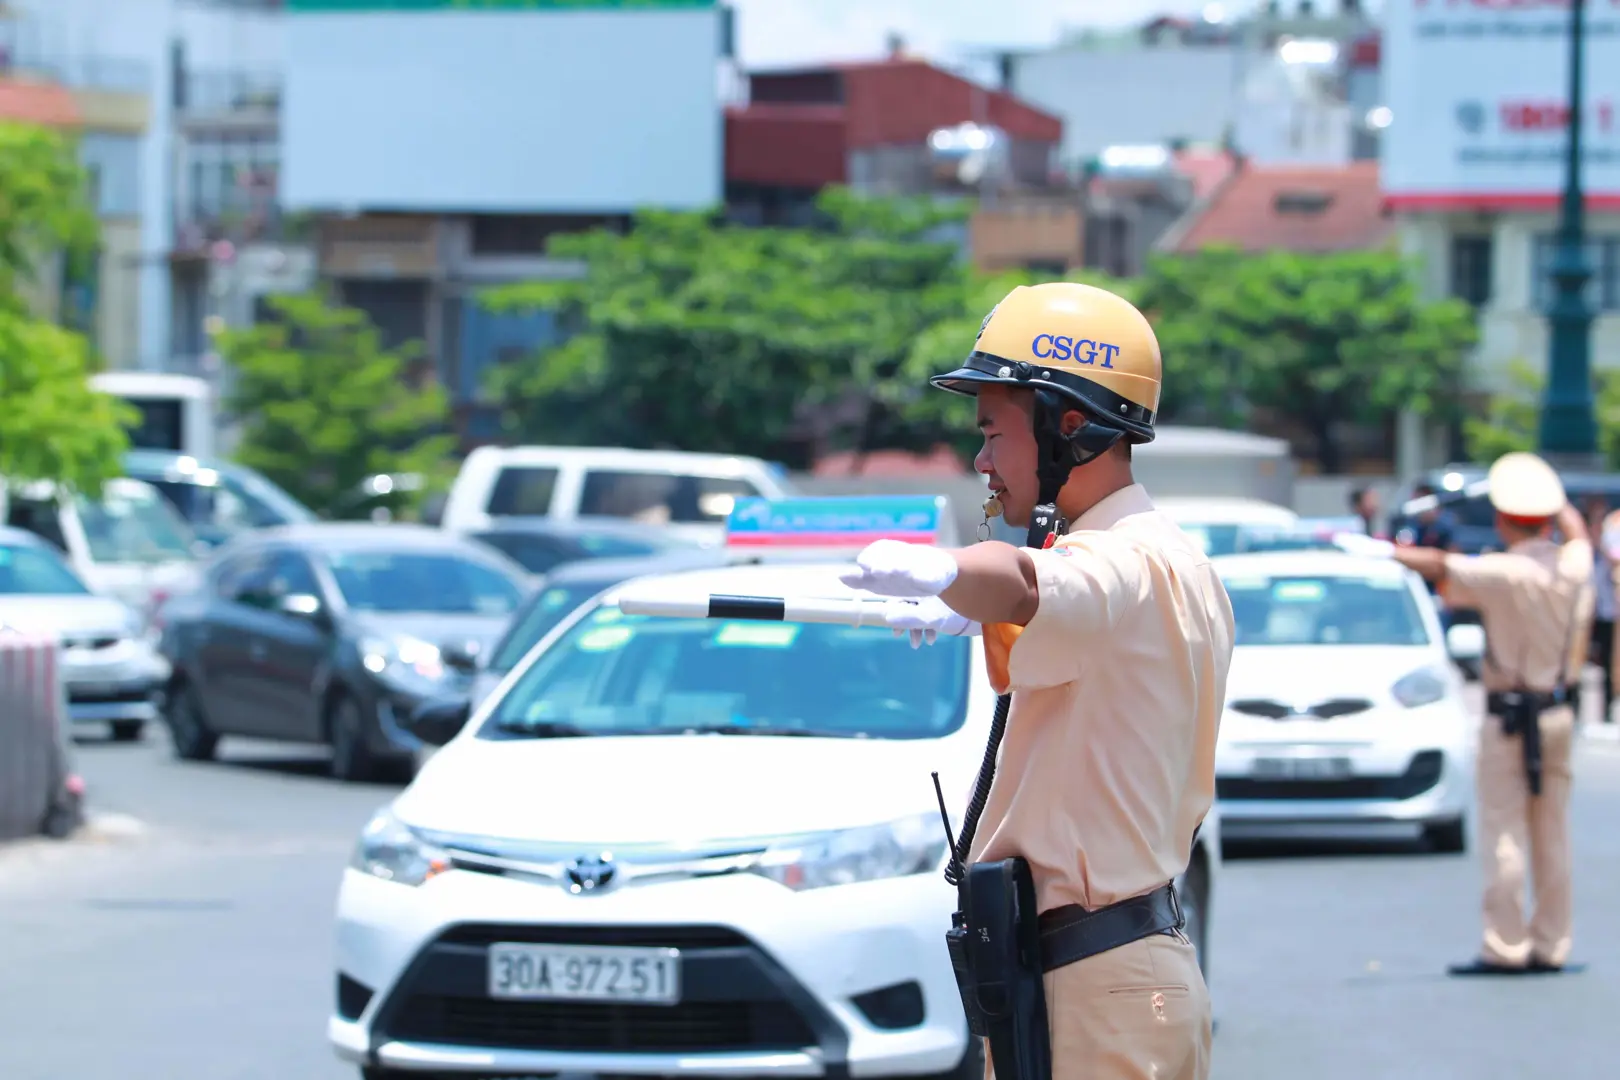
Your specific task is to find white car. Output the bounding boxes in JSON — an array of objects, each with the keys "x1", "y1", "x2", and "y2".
[
  {"x1": 1156, "y1": 496, "x2": 1299, "y2": 557},
  {"x1": 0, "y1": 526, "x2": 170, "y2": 741},
  {"x1": 329, "y1": 561, "x2": 1222, "y2": 1080},
  {"x1": 1211, "y1": 551, "x2": 1480, "y2": 852}
]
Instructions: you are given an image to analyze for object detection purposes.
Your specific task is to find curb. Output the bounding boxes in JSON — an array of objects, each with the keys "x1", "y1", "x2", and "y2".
[{"x1": 0, "y1": 812, "x2": 148, "y2": 861}]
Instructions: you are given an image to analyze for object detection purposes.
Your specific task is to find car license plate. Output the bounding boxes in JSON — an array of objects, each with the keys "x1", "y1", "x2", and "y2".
[
  {"x1": 1251, "y1": 756, "x2": 1353, "y2": 780},
  {"x1": 487, "y1": 943, "x2": 681, "y2": 1004}
]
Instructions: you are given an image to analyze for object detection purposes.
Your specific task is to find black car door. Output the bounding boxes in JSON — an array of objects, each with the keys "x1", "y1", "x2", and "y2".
[
  {"x1": 191, "y1": 549, "x2": 274, "y2": 734},
  {"x1": 235, "y1": 548, "x2": 332, "y2": 743}
]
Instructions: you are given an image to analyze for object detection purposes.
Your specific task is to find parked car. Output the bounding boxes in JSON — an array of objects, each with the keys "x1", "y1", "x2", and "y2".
[
  {"x1": 154, "y1": 523, "x2": 530, "y2": 781},
  {"x1": 0, "y1": 527, "x2": 169, "y2": 741},
  {"x1": 439, "y1": 445, "x2": 794, "y2": 544},
  {"x1": 123, "y1": 449, "x2": 317, "y2": 547},
  {"x1": 329, "y1": 557, "x2": 1222, "y2": 1080},
  {"x1": 459, "y1": 516, "x2": 702, "y2": 577},
  {"x1": 1212, "y1": 550, "x2": 1481, "y2": 852},
  {"x1": 2, "y1": 476, "x2": 204, "y2": 620}
]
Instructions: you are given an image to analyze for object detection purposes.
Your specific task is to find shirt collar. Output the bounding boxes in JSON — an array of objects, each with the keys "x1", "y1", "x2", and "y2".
[{"x1": 1072, "y1": 483, "x2": 1155, "y2": 532}]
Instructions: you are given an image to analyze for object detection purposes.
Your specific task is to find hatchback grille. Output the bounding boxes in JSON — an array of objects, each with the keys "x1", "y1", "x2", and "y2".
[
  {"x1": 387, "y1": 996, "x2": 816, "y2": 1051},
  {"x1": 1229, "y1": 697, "x2": 1374, "y2": 720}
]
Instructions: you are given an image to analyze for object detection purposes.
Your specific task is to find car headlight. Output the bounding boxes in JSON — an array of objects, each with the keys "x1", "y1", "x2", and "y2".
[
  {"x1": 361, "y1": 635, "x2": 447, "y2": 688},
  {"x1": 1392, "y1": 666, "x2": 1448, "y2": 708},
  {"x1": 752, "y1": 813, "x2": 947, "y2": 891},
  {"x1": 350, "y1": 806, "x2": 451, "y2": 886}
]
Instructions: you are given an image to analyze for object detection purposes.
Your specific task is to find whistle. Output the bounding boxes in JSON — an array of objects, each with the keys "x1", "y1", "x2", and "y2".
[{"x1": 983, "y1": 495, "x2": 1003, "y2": 520}]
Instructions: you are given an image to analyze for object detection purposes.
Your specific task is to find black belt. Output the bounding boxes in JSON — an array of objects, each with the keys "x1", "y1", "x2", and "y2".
[
  {"x1": 1036, "y1": 882, "x2": 1182, "y2": 973},
  {"x1": 1486, "y1": 688, "x2": 1570, "y2": 715}
]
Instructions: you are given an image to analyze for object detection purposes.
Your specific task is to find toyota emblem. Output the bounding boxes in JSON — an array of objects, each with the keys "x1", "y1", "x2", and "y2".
[{"x1": 565, "y1": 854, "x2": 617, "y2": 894}]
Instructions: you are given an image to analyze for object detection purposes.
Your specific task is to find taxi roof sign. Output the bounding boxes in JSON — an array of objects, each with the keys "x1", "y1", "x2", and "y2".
[{"x1": 725, "y1": 494, "x2": 955, "y2": 556}]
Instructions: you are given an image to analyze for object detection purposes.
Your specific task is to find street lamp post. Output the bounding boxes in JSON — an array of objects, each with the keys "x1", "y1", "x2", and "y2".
[{"x1": 1539, "y1": 0, "x2": 1601, "y2": 465}]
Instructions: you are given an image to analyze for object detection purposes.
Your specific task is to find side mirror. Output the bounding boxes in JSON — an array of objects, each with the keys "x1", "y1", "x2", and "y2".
[
  {"x1": 441, "y1": 639, "x2": 484, "y2": 672},
  {"x1": 276, "y1": 592, "x2": 325, "y2": 620},
  {"x1": 1446, "y1": 623, "x2": 1486, "y2": 661},
  {"x1": 404, "y1": 696, "x2": 471, "y2": 747}
]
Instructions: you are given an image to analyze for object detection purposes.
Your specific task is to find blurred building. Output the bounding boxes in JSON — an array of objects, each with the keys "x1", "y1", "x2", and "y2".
[
  {"x1": 280, "y1": 0, "x2": 730, "y2": 442},
  {"x1": 1382, "y1": 0, "x2": 1620, "y2": 473},
  {"x1": 723, "y1": 46, "x2": 1078, "y2": 273},
  {"x1": 1, "y1": 0, "x2": 292, "y2": 378}
]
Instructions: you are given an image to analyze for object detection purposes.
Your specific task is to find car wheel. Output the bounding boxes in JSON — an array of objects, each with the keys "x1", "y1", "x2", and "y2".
[
  {"x1": 1180, "y1": 854, "x2": 1212, "y2": 984},
  {"x1": 329, "y1": 693, "x2": 383, "y2": 783},
  {"x1": 1424, "y1": 816, "x2": 1468, "y2": 854},
  {"x1": 163, "y1": 681, "x2": 219, "y2": 762},
  {"x1": 109, "y1": 720, "x2": 144, "y2": 743}
]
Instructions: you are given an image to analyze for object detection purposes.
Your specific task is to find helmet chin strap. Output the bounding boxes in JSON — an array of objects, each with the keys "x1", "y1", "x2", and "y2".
[{"x1": 1025, "y1": 388, "x2": 1124, "y2": 549}]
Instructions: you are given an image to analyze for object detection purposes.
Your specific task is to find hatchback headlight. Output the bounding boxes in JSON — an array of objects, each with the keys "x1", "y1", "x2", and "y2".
[
  {"x1": 350, "y1": 807, "x2": 451, "y2": 886},
  {"x1": 752, "y1": 813, "x2": 947, "y2": 891},
  {"x1": 1392, "y1": 666, "x2": 1448, "y2": 708},
  {"x1": 361, "y1": 635, "x2": 447, "y2": 688}
]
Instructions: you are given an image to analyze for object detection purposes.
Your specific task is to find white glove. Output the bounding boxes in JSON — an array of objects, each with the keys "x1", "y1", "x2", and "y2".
[
  {"x1": 1331, "y1": 532, "x2": 1396, "y2": 558},
  {"x1": 839, "y1": 539, "x2": 960, "y2": 598},
  {"x1": 883, "y1": 597, "x2": 981, "y2": 649}
]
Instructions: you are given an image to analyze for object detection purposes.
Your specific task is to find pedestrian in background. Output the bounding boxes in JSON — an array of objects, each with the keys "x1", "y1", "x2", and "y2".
[
  {"x1": 1349, "y1": 485, "x2": 1384, "y2": 538},
  {"x1": 1590, "y1": 496, "x2": 1620, "y2": 724}
]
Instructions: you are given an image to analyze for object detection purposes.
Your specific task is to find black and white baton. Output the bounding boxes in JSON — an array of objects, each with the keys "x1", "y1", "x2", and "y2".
[{"x1": 617, "y1": 591, "x2": 896, "y2": 628}]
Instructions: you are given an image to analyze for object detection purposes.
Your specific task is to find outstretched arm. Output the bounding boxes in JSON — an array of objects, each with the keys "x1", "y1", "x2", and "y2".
[{"x1": 939, "y1": 542, "x2": 1040, "y2": 627}]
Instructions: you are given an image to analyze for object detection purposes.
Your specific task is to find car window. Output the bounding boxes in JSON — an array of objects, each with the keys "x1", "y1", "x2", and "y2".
[
  {"x1": 5, "y1": 496, "x2": 71, "y2": 553},
  {"x1": 0, "y1": 543, "x2": 90, "y2": 595},
  {"x1": 483, "y1": 604, "x2": 973, "y2": 739},
  {"x1": 322, "y1": 549, "x2": 522, "y2": 615},
  {"x1": 75, "y1": 480, "x2": 196, "y2": 564},
  {"x1": 487, "y1": 466, "x2": 559, "y2": 517},
  {"x1": 1221, "y1": 574, "x2": 1431, "y2": 647},
  {"x1": 474, "y1": 531, "x2": 663, "y2": 575},
  {"x1": 578, "y1": 471, "x2": 759, "y2": 525},
  {"x1": 487, "y1": 581, "x2": 613, "y2": 673},
  {"x1": 1176, "y1": 524, "x2": 1242, "y2": 557},
  {"x1": 211, "y1": 550, "x2": 271, "y2": 602}
]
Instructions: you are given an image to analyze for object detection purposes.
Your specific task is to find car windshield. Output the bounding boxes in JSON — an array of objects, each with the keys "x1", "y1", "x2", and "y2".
[
  {"x1": 487, "y1": 580, "x2": 616, "y2": 673},
  {"x1": 484, "y1": 604, "x2": 973, "y2": 740},
  {"x1": 0, "y1": 544, "x2": 90, "y2": 595},
  {"x1": 75, "y1": 480, "x2": 197, "y2": 564},
  {"x1": 322, "y1": 550, "x2": 523, "y2": 615},
  {"x1": 1223, "y1": 573, "x2": 1431, "y2": 647},
  {"x1": 1177, "y1": 523, "x2": 1243, "y2": 556},
  {"x1": 473, "y1": 531, "x2": 666, "y2": 575}
]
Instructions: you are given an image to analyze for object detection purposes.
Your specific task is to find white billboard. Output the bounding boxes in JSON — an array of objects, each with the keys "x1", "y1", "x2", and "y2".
[
  {"x1": 283, "y1": 3, "x2": 721, "y2": 213},
  {"x1": 1382, "y1": 0, "x2": 1620, "y2": 210}
]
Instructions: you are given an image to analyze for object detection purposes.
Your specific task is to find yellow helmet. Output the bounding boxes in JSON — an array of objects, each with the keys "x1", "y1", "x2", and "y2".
[{"x1": 929, "y1": 281, "x2": 1163, "y2": 444}]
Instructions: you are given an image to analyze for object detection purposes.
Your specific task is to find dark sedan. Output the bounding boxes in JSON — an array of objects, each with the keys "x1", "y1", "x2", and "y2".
[
  {"x1": 154, "y1": 523, "x2": 530, "y2": 782},
  {"x1": 459, "y1": 516, "x2": 701, "y2": 576}
]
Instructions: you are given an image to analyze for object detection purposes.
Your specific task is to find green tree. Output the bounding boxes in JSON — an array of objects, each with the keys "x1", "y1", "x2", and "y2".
[
  {"x1": 216, "y1": 292, "x2": 456, "y2": 518},
  {"x1": 482, "y1": 188, "x2": 977, "y2": 468},
  {"x1": 0, "y1": 121, "x2": 133, "y2": 494},
  {"x1": 1465, "y1": 359, "x2": 1620, "y2": 467},
  {"x1": 1142, "y1": 246, "x2": 1479, "y2": 472}
]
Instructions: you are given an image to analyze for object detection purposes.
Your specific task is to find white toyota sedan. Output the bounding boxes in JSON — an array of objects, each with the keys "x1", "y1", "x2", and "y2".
[
  {"x1": 1212, "y1": 551, "x2": 1479, "y2": 852},
  {"x1": 328, "y1": 560, "x2": 1223, "y2": 1080}
]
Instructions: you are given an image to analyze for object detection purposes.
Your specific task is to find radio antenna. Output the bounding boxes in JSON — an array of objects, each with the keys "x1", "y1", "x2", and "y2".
[{"x1": 930, "y1": 771, "x2": 966, "y2": 884}]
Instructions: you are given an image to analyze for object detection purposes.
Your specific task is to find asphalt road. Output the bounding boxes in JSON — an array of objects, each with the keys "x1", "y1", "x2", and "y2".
[{"x1": 4, "y1": 701, "x2": 1620, "y2": 1080}]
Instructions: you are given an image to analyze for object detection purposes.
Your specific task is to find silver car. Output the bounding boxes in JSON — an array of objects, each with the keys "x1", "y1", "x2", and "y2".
[{"x1": 0, "y1": 527, "x2": 169, "y2": 741}]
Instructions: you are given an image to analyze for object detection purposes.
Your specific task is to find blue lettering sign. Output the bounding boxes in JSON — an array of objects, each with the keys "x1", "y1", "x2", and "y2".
[{"x1": 1030, "y1": 334, "x2": 1120, "y2": 369}]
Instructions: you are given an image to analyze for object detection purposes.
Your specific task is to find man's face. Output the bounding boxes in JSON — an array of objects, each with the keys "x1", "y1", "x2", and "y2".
[
  {"x1": 1359, "y1": 491, "x2": 1380, "y2": 518},
  {"x1": 974, "y1": 385, "x2": 1041, "y2": 527}
]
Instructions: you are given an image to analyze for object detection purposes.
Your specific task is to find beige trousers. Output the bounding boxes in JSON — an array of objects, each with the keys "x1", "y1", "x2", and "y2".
[
  {"x1": 987, "y1": 932, "x2": 1210, "y2": 1080},
  {"x1": 1477, "y1": 703, "x2": 1576, "y2": 966}
]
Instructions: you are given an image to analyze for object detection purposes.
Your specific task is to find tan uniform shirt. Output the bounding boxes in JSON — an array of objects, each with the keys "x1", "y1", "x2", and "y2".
[
  {"x1": 1444, "y1": 538, "x2": 1593, "y2": 694},
  {"x1": 969, "y1": 484, "x2": 1236, "y2": 913}
]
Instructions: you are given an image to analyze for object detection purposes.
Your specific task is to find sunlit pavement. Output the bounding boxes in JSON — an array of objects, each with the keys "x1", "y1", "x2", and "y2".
[{"x1": 3, "y1": 679, "x2": 1620, "y2": 1080}]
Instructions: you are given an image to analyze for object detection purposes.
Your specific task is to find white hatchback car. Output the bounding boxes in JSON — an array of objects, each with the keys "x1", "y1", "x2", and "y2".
[
  {"x1": 1212, "y1": 551, "x2": 1479, "y2": 852},
  {"x1": 329, "y1": 561, "x2": 1223, "y2": 1080}
]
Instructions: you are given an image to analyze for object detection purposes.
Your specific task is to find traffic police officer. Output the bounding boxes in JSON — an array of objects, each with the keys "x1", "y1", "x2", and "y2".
[
  {"x1": 1340, "y1": 451, "x2": 1591, "y2": 973},
  {"x1": 839, "y1": 282, "x2": 1236, "y2": 1080}
]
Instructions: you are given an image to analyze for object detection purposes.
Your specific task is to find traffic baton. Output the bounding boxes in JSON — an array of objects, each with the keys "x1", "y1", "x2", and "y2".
[
  {"x1": 617, "y1": 590, "x2": 897, "y2": 628},
  {"x1": 1400, "y1": 478, "x2": 1490, "y2": 517}
]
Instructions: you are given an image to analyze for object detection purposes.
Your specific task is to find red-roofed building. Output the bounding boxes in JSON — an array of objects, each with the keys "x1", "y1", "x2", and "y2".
[
  {"x1": 0, "y1": 76, "x2": 81, "y2": 128},
  {"x1": 1159, "y1": 160, "x2": 1394, "y2": 255}
]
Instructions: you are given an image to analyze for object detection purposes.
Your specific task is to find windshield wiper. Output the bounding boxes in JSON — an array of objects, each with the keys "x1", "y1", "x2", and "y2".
[
  {"x1": 682, "y1": 724, "x2": 864, "y2": 739},
  {"x1": 491, "y1": 720, "x2": 599, "y2": 739}
]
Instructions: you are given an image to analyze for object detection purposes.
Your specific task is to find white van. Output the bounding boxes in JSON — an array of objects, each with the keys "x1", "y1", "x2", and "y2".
[
  {"x1": 439, "y1": 446, "x2": 794, "y2": 544},
  {"x1": 90, "y1": 371, "x2": 216, "y2": 460}
]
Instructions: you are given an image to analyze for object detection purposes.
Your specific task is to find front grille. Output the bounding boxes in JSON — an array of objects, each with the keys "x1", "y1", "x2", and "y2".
[
  {"x1": 68, "y1": 686, "x2": 152, "y2": 705},
  {"x1": 1230, "y1": 698, "x2": 1375, "y2": 720},
  {"x1": 1218, "y1": 750, "x2": 1444, "y2": 801},
  {"x1": 389, "y1": 996, "x2": 816, "y2": 1051},
  {"x1": 375, "y1": 924, "x2": 828, "y2": 1055},
  {"x1": 437, "y1": 924, "x2": 749, "y2": 949},
  {"x1": 64, "y1": 636, "x2": 120, "y2": 651}
]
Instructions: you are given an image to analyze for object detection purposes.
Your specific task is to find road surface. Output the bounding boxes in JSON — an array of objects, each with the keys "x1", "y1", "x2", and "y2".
[{"x1": 4, "y1": 715, "x2": 1620, "y2": 1080}]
